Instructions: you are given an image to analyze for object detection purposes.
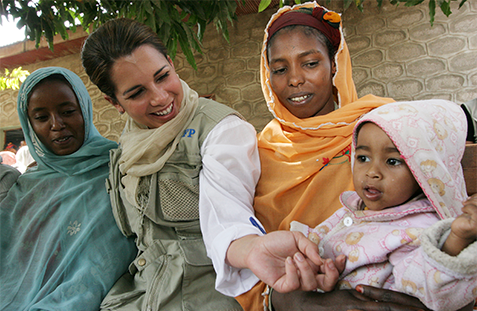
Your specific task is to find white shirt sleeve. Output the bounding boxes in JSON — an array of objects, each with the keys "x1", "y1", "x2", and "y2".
[{"x1": 199, "y1": 115, "x2": 263, "y2": 297}]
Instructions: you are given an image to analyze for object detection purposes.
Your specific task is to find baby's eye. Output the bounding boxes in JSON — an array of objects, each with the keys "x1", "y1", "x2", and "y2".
[
  {"x1": 356, "y1": 155, "x2": 369, "y2": 163},
  {"x1": 387, "y1": 158, "x2": 402, "y2": 166}
]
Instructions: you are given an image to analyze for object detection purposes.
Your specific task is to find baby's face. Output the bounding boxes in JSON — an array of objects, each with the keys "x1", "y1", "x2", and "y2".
[{"x1": 353, "y1": 123, "x2": 420, "y2": 211}]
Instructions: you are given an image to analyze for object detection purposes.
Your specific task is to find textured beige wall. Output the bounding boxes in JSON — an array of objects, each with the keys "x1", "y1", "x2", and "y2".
[
  {"x1": 1, "y1": 0, "x2": 476, "y2": 147},
  {"x1": 344, "y1": 0, "x2": 477, "y2": 103}
]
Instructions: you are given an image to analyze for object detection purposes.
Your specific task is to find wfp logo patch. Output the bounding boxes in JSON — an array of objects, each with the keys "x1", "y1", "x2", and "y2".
[{"x1": 182, "y1": 128, "x2": 196, "y2": 138}]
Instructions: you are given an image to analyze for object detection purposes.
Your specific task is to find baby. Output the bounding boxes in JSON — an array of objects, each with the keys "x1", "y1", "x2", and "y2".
[{"x1": 291, "y1": 100, "x2": 477, "y2": 311}]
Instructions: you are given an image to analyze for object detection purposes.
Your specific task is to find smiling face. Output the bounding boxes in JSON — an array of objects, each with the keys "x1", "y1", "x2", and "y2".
[
  {"x1": 268, "y1": 27, "x2": 336, "y2": 119},
  {"x1": 353, "y1": 123, "x2": 421, "y2": 211},
  {"x1": 107, "y1": 44, "x2": 183, "y2": 129},
  {"x1": 27, "y1": 79, "x2": 85, "y2": 156}
]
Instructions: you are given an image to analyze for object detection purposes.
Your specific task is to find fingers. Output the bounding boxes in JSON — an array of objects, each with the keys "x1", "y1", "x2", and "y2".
[
  {"x1": 293, "y1": 231, "x2": 323, "y2": 266},
  {"x1": 462, "y1": 202, "x2": 477, "y2": 214},
  {"x1": 335, "y1": 254, "x2": 347, "y2": 273},
  {"x1": 456, "y1": 204, "x2": 477, "y2": 239},
  {"x1": 293, "y1": 252, "x2": 320, "y2": 291},
  {"x1": 281, "y1": 256, "x2": 300, "y2": 293},
  {"x1": 291, "y1": 254, "x2": 341, "y2": 292},
  {"x1": 271, "y1": 256, "x2": 301, "y2": 293},
  {"x1": 316, "y1": 258, "x2": 339, "y2": 291},
  {"x1": 355, "y1": 284, "x2": 429, "y2": 310},
  {"x1": 463, "y1": 195, "x2": 477, "y2": 209}
]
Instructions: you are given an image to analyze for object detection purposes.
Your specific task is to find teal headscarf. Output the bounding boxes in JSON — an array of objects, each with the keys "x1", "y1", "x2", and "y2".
[{"x1": 0, "y1": 67, "x2": 137, "y2": 310}]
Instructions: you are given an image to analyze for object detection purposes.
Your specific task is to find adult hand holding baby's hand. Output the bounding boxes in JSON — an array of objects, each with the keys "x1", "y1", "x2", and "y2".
[
  {"x1": 245, "y1": 231, "x2": 325, "y2": 293},
  {"x1": 233, "y1": 231, "x2": 344, "y2": 293},
  {"x1": 279, "y1": 245, "x2": 346, "y2": 293}
]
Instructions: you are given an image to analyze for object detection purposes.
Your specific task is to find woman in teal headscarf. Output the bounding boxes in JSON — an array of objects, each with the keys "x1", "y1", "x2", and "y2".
[{"x1": 0, "y1": 67, "x2": 137, "y2": 310}]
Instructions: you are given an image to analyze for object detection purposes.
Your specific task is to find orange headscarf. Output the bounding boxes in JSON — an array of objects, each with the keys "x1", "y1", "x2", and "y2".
[{"x1": 236, "y1": 2, "x2": 395, "y2": 309}]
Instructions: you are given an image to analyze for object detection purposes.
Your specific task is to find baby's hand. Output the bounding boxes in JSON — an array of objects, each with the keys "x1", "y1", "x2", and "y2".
[
  {"x1": 451, "y1": 195, "x2": 477, "y2": 241},
  {"x1": 288, "y1": 221, "x2": 347, "y2": 292},
  {"x1": 281, "y1": 252, "x2": 345, "y2": 293},
  {"x1": 313, "y1": 254, "x2": 346, "y2": 292}
]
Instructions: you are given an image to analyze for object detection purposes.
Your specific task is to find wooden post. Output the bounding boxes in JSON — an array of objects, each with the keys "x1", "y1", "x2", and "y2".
[{"x1": 462, "y1": 143, "x2": 477, "y2": 196}]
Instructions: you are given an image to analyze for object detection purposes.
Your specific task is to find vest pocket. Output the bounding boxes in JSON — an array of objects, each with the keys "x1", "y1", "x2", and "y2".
[
  {"x1": 158, "y1": 177, "x2": 200, "y2": 221},
  {"x1": 179, "y1": 237, "x2": 213, "y2": 266}
]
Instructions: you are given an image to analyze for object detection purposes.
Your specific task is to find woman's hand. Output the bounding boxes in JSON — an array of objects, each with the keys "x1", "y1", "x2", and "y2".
[
  {"x1": 356, "y1": 285, "x2": 475, "y2": 311},
  {"x1": 271, "y1": 285, "x2": 430, "y2": 311},
  {"x1": 226, "y1": 231, "x2": 345, "y2": 293},
  {"x1": 272, "y1": 285, "x2": 476, "y2": 311}
]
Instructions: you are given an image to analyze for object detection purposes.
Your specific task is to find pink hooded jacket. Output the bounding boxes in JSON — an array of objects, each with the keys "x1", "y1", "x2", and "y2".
[{"x1": 292, "y1": 99, "x2": 477, "y2": 311}]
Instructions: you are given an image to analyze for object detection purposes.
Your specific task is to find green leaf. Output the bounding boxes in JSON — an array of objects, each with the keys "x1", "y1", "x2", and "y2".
[
  {"x1": 178, "y1": 37, "x2": 197, "y2": 70},
  {"x1": 197, "y1": 19, "x2": 206, "y2": 42},
  {"x1": 142, "y1": 0, "x2": 154, "y2": 15},
  {"x1": 53, "y1": 18, "x2": 68, "y2": 40},
  {"x1": 258, "y1": 0, "x2": 272, "y2": 12},
  {"x1": 458, "y1": 0, "x2": 468, "y2": 8},
  {"x1": 440, "y1": 0, "x2": 451, "y2": 17},
  {"x1": 153, "y1": 3, "x2": 171, "y2": 24},
  {"x1": 344, "y1": 0, "x2": 353, "y2": 10},
  {"x1": 404, "y1": 0, "x2": 425, "y2": 6},
  {"x1": 429, "y1": 0, "x2": 436, "y2": 26},
  {"x1": 157, "y1": 18, "x2": 171, "y2": 43},
  {"x1": 34, "y1": 28, "x2": 41, "y2": 48},
  {"x1": 0, "y1": 0, "x2": 236, "y2": 69},
  {"x1": 0, "y1": 67, "x2": 29, "y2": 91},
  {"x1": 167, "y1": 33, "x2": 177, "y2": 61},
  {"x1": 150, "y1": 0, "x2": 162, "y2": 11}
]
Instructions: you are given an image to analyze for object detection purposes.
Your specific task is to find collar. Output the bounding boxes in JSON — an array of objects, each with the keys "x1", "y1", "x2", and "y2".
[{"x1": 340, "y1": 191, "x2": 435, "y2": 222}]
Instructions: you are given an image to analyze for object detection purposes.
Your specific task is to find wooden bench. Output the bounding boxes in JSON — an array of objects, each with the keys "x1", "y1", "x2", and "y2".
[{"x1": 462, "y1": 143, "x2": 476, "y2": 196}]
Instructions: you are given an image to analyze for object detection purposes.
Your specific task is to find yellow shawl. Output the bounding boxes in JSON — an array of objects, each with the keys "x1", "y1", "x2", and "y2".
[{"x1": 237, "y1": 2, "x2": 394, "y2": 309}]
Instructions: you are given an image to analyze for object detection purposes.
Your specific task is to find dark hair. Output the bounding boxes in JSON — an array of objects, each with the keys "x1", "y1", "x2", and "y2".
[
  {"x1": 81, "y1": 18, "x2": 168, "y2": 102},
  {"x1": 267, "y1": 25, "x2": 336, "y2": 63}
]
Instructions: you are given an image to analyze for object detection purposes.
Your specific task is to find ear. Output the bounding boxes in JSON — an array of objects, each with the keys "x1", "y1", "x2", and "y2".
[
  {"x1": 104, "y1": 95, "x2": 125, "y2": 115},
  {"x1": 167, "y1": 55, "x2": 175, "y2": 69},
  {"x1": 331, "y1": 60, "x2": 337, "y2": 77}
]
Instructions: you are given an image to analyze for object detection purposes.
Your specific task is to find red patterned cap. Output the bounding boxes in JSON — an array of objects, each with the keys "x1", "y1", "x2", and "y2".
[{"x1": 268, "y1": 6, "x2": 341, "y2": 52}]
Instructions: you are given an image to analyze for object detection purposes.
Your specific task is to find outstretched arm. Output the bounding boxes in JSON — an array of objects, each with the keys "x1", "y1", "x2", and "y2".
[{"x1": 226, "y1": 231, "x2": 343, "y2": 293}]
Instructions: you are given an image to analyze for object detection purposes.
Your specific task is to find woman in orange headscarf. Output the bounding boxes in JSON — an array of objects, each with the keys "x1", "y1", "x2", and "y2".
[
  {"x1": 227, "y1": 2, "x2": 475, "y2": 311},
  {"x1": 216, "y1": 0, "x2": 433, "y2": 309}
]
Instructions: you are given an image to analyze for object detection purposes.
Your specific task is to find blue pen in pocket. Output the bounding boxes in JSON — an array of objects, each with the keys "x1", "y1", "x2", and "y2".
[{"x1": 249, "y1": 217, "x2": 267, "y2": 235}]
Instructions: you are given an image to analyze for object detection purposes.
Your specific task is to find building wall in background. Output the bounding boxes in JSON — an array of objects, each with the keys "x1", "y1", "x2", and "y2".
[{"x1": 1, "y1": 0, "x2": 476, "y2": 146}]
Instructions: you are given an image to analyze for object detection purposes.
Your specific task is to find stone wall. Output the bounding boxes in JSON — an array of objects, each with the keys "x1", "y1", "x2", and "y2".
[
  {"x1": 345, "y1": 0, "x2": 477, "y2": 103},
  {"x1": 1, "y1": 0, "x2": 476, "y2": 147}
]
